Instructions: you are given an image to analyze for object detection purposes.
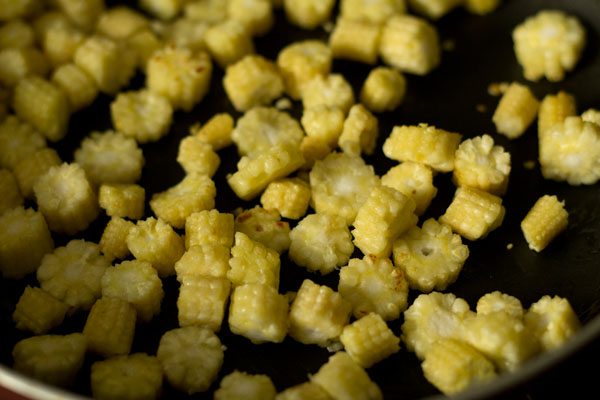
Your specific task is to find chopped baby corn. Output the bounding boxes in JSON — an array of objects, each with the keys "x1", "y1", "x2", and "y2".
[
  {"x1": 56, "y1": 0, "x2": 104, "y2": 30},
  {"x1": 166, "y1": 18, "x2": 209, "y2": 52},
  {"x1": 185, "y1": 209, "x2": 234, "y2": 249},
  {"x1": 360, "y1": 66, "x2": 406, "y2": 113},
  {"x1": 288, "y1": 279, "x2": 351, "y2": 346},
  {"x1": 340, "y1": 312, "x2": 400, "y2": 368},
  {"x1": 0, "y1": 207, "x2": 54, "y2": 280},
  {"x1": 13, "y1": 286, "x2": 68, "y2": 335},
  {"x1": 338, "y1": 104, "x2": 379, "y2": 157},
  {"x1": 513, "y1": 10, "x2": 586, "y2": 82},
  {"x1": 96, "y1": 6, "x2": 150, "y2": 40},
  {"x1": 0, "y1": 0, "x2": 41, "y2": 20},
  {"x1": 260, "y1": 178, "x2": 311, "y2": 219},
  {"x1": 127, "y1": 217, "x2": 185, "y2": 277},
  {"x1": 99, "y1": 184, "x2": 145, "y2": 220},
  {"x1": 330, "y1": 18, "x2": 381, "y2": 65},
  {"x1": 150, "y1": 173, "x2": 216, "y2": 229},
  {"x1": 302, "y1": 74, "x2": 355, "y2": 115},
  {"x1": 127, "y1": 29, "x2": 162, "y2": 71},
  {"x1": 178, "y1": 276, "x2": 231, "y2": 331},
  {"x1": 539, "y1": 116, "x2": 600, "y2": 185},
  {"x1": 277, "y1": 40, "x2": 332, "y2": 99},
  {"x1": 102, "y1": 260, "x2": 164, "y2": 322},
  {"x1": 582, "y1": 108, "x2": 600, "y2": 126},
  {"x1": 300, "y1": 136, "x2": 332, "y2": 170},
  {"x1": 289, "y1": 213, "x2": 354, "y2": 275},
  {"x1": 401, "y1": 292, "x2": 474, "y2": 359},
  {"x1": 352, "y1": 185, "x2": 417, "y2": 258},
  {"x1": 0, "y1": 116, "x2": 46, "y2": 170},
  {"x1": 234, "y1": 206, "x2": 291, "y2": 253},
  {"x1": 0, "y1": 19, "x2": 35, "y2": 49},
  {"x1": 111, "y1": 90, "x2": 174, "y2": 143},
  {"x1": 379, "y1": 14, "x2": 440, "y2": 75},
  {"x1": 228, "y1": 232, "x2": 280, "y2": 289},
  {"x1": 381, "y1": 161, "x2": 437, "y2": 216},
  {"x1": 283, "y1": 0, "x2": 336, "y2": 30},
  {"x1": 520, "y1": 195, "x2": 568, "y2": 252},
  {"x1": 191, "y1": 113, "x2": 234, "y2": 150},
  {"x1": 232, "y1": 107, "x2": 304, "y2": 158},
  {"x1": 338, "y1": 256, "x2": 409, "y2": 320},
  {"x1": 440, "y1": 186, "x2": 505, "y2": 241},
  {"x1": 147, "y1": 46, "x2": 213, "y2": 111},
  {"x1": 223, "y1": 55, "x2": 284, "y2": 112},
  {"x1": 37, "y1": 240, "x2": 109, "y2": 310},
  {"x1": 139, "y1": 0, "x2": 185, "y2": 20},
  {"x1": 228, "y1": 0, "x2": 274, "y2": 37},
  {"x1": 74, "y1": 130, "x2": 144, "y2": 185},
  {"x1": 32, "y1": 11, "x2": 72, "y2": 42},
  {"x1": 301, "y1": 105, "x2": 344, "y2": 147},
  {"x1": 215, "y1": 371, "x2": 277, "y2": 400},
  {"x1": 408, "y1": 0, "x2": 462, "y2": 20},
  {"x1": 393, "y1": 218, "x2": 469, "y2": 292},
  {"x1": 492, "y1": 82, "x2": 539, "y2": 139},
  {"x1": 184, "y1": 0, "x2": 228, "y2": 24},
  {"x1": 0, "y1": 47, "x2": 50, "y2": 87},
  {"x1": 34, "y1": 163, "x2": 99, "y2": 235},
  {"x1": 12, "y1": 333, "x2": 87, "y2": 387},
  {"x1": 42, "y1": 24, "x2": 86, "y2": 67},
  {"x1": 51, "y1": 63, "x2": 99, "y2": 112},
  {"x1": 157, "y1": 326, "x2": 225, "y2": 394},
  {"x1": 421, "y1": 338, "x2": 497, "y2": 396},
  {"x1": 276, "y1": 382, "x2": 333, "y2": 400},
  {"x1": 0, "y1": 169, "x2": 22, "y2": 215},
  {"x1": 340, "y1": 0, "x2": 406, "y2": 24},
  {"x1": 525, "y1": 295, "x2": 580, "y2": 351},
  {"x1": 177, "y1": 135, "x2": 220, "y2": 176},
  {"x1": 228, "y1": 283, "x2": 289, "y2": 344},
  {"x1": 453, "y1": 134, "x2": 511, "y2": 195},
  {"x1": 464, "y1": 0, "x2": 501, "y2": 15},
  {"x1": 310, "y1": 352, "x2": 382, "y2": 400},
  {"x1": 204, "y1": 20, "x2": 254, "y2": 69},
  {"x1": 175, "y1": 244, "x2": 231, "y2": 281},
  {"x1": 383, "y1": 124, "x2": 461, "y2": 172},
  {"x1": 91, "y1": 354, "x2": 163, "y2": 400},
  {"x1": 476, "y1": 291, "x2": 524, "y2": 319},
  {"x1": 99, "y1": 217, "x2": 135, "y2": 262},
  {"x1": 83, "y1": 297, "x2": 137, "y2": 357}
]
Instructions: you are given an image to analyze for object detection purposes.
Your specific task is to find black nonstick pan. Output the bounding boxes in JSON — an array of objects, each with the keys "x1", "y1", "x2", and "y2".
[{"x1": 2, "y1": 0, "x2": 600, "y2": 399}]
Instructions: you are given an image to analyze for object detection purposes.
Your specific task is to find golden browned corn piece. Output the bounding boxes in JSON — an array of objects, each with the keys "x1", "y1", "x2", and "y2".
[
  {"x1": 96, "y1": 6, "x2": 149, "y2": 40},
  {"x1": 340, "y1": 313, "x2": 400, "y2": 367},
  {"x1": 302, "y1": 74, "x2": 355, "y2": 115},
  {"x1": 340, "y1": 0, "x2": 406, "y2": 24},
  {"x1": 228, "y1": 232, "x2": 280, "y2": 289},
  {"x1": 83, "y1": 297, "x2": 137, "y2": 357},
  {"x1": 260, "y1": 178, "x2": 311, "y2": 219},
  {"x1": 408, "y1": 0, "x2": 462, "y2": 20},
  {"x1": 191, "y1": 113, "x2": 234, "y2": 150},
  {"x1": 0, "y1": 207, "x2": 54, "y2": 280},
  {"x1": 204, "y1": 20, "x2": 254, "y2": 69},
  {"x1": 234, "y1": 206, "x2": 291, "y2": 253},
  {"x1": 215, "y1": 371, "x2": 277, "y2": 400},
  {"x1": 360, "y1": 66, "x2": 406, "y2": 113},
  {"x1": 0, "y1": 47, "x2": 49, "y2": 87},
  {"x1": 330, "y1": 18, "x2": 381, "y2": 64},
  {"x1": 0, "y1": 116, "x2": 46, "y2": 170},
  {"x1": 492, "y1": 82, "x2": 539, "y2": 139},
  {"x1": 525, "y1": 295, "x2": 581, "y2": 351},
  {"x1": 228, "y1": 283, "x2": 289, "y2": 344},
  {"x1": 301, "y1": 105, "x2": 344, "y2": 147},
  {"x1": 51, "y1": 63, "x2": 99, "y2": 112},
  {"x1": 463, "y1": 0, "x2": 501, "y2": 15},
  {"x1": 381, "y1": 161, "x2": 437, "y2": 216},
  {"x1": 13, "y1": 286, "x2": 68, "y2": 334},
  {"x1": 102, "y1": 260, "x2": 164, "y2": 322},
  {"x1": 56, "y1": 0, "x2": 104, "y2": 30},
  {"x1": 277, "y1": 40, "x2": 332, "y2": 100},
  {"x1": 421, "y1": 338, "x2": 497, "y2": 395},
  {"x1": 178, "y1": 276, "x2": 231, "y2": 331},
  {"x1": 127, "y1": 217, "x2": 185, "y2": 277},
  {"x1": 383, "y1": 124, "x2": 461, "y2": 172},
  {"x1": 440, "y1": 186, "x2": 505, "y2": 241},
  {"x1": 185, "y1": 209, "x2": 234, "y2": 250},
  {"x1": 99, "y1": 184, "x2": 145, "y2": 220},
  {"x1": 276, "y1": 381, "x2": 333, "y2": 400},
  {"x1": 283, "y1": 0, "x2": 336, "y2": 30},
  {"x1": 99, "y1": 217, "x2": 135, "y2": 262},
  {"x1": 177, "y1": 136, "x2": 220, "y2": 176},
  {"x1": 338, "y1": 104, "x2": 379, "y2": 157},
  {"x1": 0, "y1": 19, "x2": 35, "y2": 49},
  {"x1": 379, "y1": 14, "x2": 440, "y2": 75},
  {"x1": 139, "y1": 0, "x2": 184, "y2": 20},
  {"x1": 311, "y1": 352, "x2": 382, "y2": 400},
  {"x1": 289, "y1": 279, "x2": 351, "y2": 346},
  {"x1": 175, "y1": 244, "x2": 231, "y2": 281},
  {"x1": 520, "y1": 195, "x2": 568, "y2": 252},
  {"x1": 42, "y1": 23, "x2": 85, "y2": 67},
  {"x1": 228, "y1": 0, "x2": 274, "y2": 36},
  {"x1": 91, "y1": 354, "x2": 163, "y2": 400},
  {"x1": 476, "y1": 291, "x2": 524, "y2": 318},
  {"x1": 12, "y1": 333, "x2": 87, "y2": 387},
  {"x1": 0, "y1": 169, "x2": 22, "y2": 215}
]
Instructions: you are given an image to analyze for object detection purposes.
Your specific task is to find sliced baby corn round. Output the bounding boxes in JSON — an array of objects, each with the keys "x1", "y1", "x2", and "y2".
[
  {"x1": 204, "y1": 19, "x2": 254, "y2": 69},
  {"x1": 492, "y1": 82, "x2": 539, "y2": 139},
  {"x1": 525, "y1": 295, "x2": 581, "y2": 351},
  {"x1": 228, "y1": 232, "x2": 280, "y2": 289},
  {"x1": 340, "y1": 0, "x2": 405, "y2": 25},
  {"x1": 302, "y1": 74, "x2": 355, "y2": 115},
  {"x1": 215, "y1": 371, "x2": 276, "y2": 400},
  {"x1": 51, "y1": 63, "x2": 98, "y2": 112},
  {"x1": 83, "y1": 297, "x2": 137, "y2": 357},
  {"x1": 177, "y1": 135, "x2": 220, "y2": 177},
  {"x1": 582, "y1": 108, "x2": 600, "y2": 126},
  {"x1": 98, "y1": 183, "x2": 145, "y2": 220},
  {"x1": 227, "y1": 0, "x2": 274, "y2": 37},
  {"x1": 13, "y1": 286, "x2": 68, "y2": 335},
  {"x1": 338, "y1": 104, "x2": 379, "y2": 157},
  {"x1": 185, "y1": 209, "x2": 235, "y2": 250},
  {"x1": 360, "y1": 66, "x2": 406, "y2": 113},
  {"x1": 0, "y1": 116, "x2": 46, "y2": 170},
  {"x1": 277, "y1": 40, "x2": 332, "y2": 100},
  {"x1": 476, "y1": 291, "x2": 524, "y2": 319},
  {"x1": 329, "y1": 18, "x2": 381, "y2": 65},
  {"x1": 301, "y1": 105, "x2": 344, "y2": 147},
  {"x1": 381, "y1": 161, "x2": 437, "y2": 216},
  {"x1": 260, "y1": 178, "x2": 311, "y2": 220},
  {"x1": 190, "y1": 112, "x2": 235, "y2": 151},
  {"x1": 0, "y1": 169, "x2": 23, "y2": 215},
  {"x1": 520, "y1": 194, "x2": 568, "y2": 252},
  {"x1": 234, "y1": 206, "x2": 291, "y2": 254},
  {"x1": 178, "y1": 276, "x2": 231, "y2": 331},
  {"x1": 283, "y1": 0, "x2": 336, "y2": 30},
  {"x1": 99, "y1": 217, "x2": 135, "y2": 262},
  {"x1": 538, "y1": 91, "x2": 577, "y2": 139},
  {"x1": 175, "y1": 243, "x2": 231, "y2": 281}
]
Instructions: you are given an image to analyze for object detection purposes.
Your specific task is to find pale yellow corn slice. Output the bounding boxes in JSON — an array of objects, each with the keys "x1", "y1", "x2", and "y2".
[
  {"x1": 157, "y1": 326, "x2": 225, "y2": 394},
  {"x1": 42, "y1": 24, "x2": 85, "y2": 67},
  {"x1": 464, "y1": 0, "x2": 501, "y2": 15},
  {"x1": 178, "y1": 276, "x2": 231, "y2": 331},
  {"x1": 360, "y1": 66, "x2": 406, "y2": 113},
  {"x1": 310, "y1": 352, "x2": 382, "y2": 400},
  {"x1": 261, "y1": 178, "x2": 311, "y2": 220},
  {"x1": 379, "y1": 14, "x2": 440, "y2": 75},
  {"x1": 408, "y1": 0, "x2": 462, "y2": 20},
  {"x1": 476, "y1": 291, "x2": 524, "y2": 319},
  {"x1": 165, "y1": 17, "x2": 209, "y2": 52},
  {"x1": 96, "y1": 6, "x2": 149, "y2": 40},
  {"x1": 13, "y1": 286, "x2": 68, "y2": 334},
  {"x1": 191, "y1": 113, "x2": 234, "y2": 150},
  {"x1": 177, "y1": 135, "x2": 220, "y2": 176},
  {"x1": 127, "y1": 28, "x2": 162, "y2": 72},
  {"x1": 228, "y1": 283, "x2": 289, "y2": 344},
  {"x1": 204, "y1": 20, "x2": 254, "y2": 69},
  {"x1": 228, "y1": 0, "x2": 274, "y2": 36},
  {"x1": 582, "y1": 108, "x2": 600, "y2": 126},
  {"x1": 34, "y1": 163, "x2": 99, "y2": 235},
  {"x1": 330, "y1": 18, "x2": 381, "y2": 64},
  {"x1": 102, "y1": 260, "x2": 164, "y2": 322},
  {"x1": 12, "y1": 333, "x2": 87, "y2": 387},
  {"x1": 276, "y1": 382, "x2": 332, "y2": 400},
  {"x1": 0, "y1": 207, "x2": 53, "y2": 280},
  {"x1": 340, "y1": 0, "x2": 406, "y2": 24},
  {"x1": 234, "y1": 206, "x2": 291, "y2": 253},
  {"x1": 228, "y1": 232, "x2": 280, "y2": 289},
  {"x1": 277, "y1": 40, "x2": 332, "y2": 100},
  {"x1": 91, "y1": 354, "x2": 163, "y2": 400},
  {"x1": 525, "y1": 295, "x2": 581, "y2": 351},
  {"x1": 302, "y1": 74, "x2": 355, "y2": 115},
  {"x1": 51, "y1": 63, "x2": 99, "y2": 112},
  {"x1": 56, "y1": 0, "x2": 104, "y2": 30},
  {"x1": 127, "y1": 217, "x2": 185, "y2": 277},
  {"x1": 140, "y1": 0, "x2": 185, "y2": 20},
  {"x1": 32, "y1": 11, "x2": 72, "y2": 44},
  {"x1": 184, "y1": 0, "x2": 228, "y2": 24},
  {"x1": 492, "y1": 82, "x2": 539, "y2": 139},
  {"x1": 0, "y1": 116, "x2": 46, "y2": 170},
  {"x1": 0, "y1": 47, "x2": 50, "y2": 87},
  {"x1": 83, "y1": 297, "x2": 137, "y2": 357},
  {"x1": 283, "y1": 0, "x2": 336, "y2": 30},
  {"x1": 0, "y1": 19, "x2": 35, "y2": 49},
  {"x1": 338, "y1": 104, "x2": 379, "y2": 157},
  {"x1": 185, "y1": 209, "x2": 235, "y2": 249},
  {"x1": 421, "y1": 338, "x2": 497, "y2": 395},
  {"x1": 98, "y1": 184, "x2": 145, "y2": 220},
  {"x1": 381, "y1": 161, "x2": 437, "y2": 215},
  {"x1": 300, "y1": 136, "x2": 332, "y2": 170},
  {"x1": 215, "y1": 371, "x2": 277, "y2": 400},
  {"x1": 175, "y1": 244, "x2": 231, "y2": 281},
  {"x1": 520, "y1": 195, "x2": 568, "y2": 252},
  {"x1": 301, "y1": 105, "x2": 344, "y2": 147},
  {"x1": 0, "y1": 169, "x2": 23, "y2": 215},
  {"x1": 289, "y1": 279, "x2": 351, "y2": 346},
  {"x1": 440, "y1": 186, "x2": 505, "y2": 241},
  {"x1": 99, "y1": 217, "x2": 135, "y2": 262}
]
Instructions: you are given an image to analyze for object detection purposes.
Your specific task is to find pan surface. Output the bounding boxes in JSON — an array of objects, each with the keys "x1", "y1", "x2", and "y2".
[{"x1": 2, "y1": 0, "x2": 600, "y2": 399}]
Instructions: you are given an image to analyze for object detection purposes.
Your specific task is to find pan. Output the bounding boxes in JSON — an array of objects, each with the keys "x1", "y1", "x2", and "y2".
[{"x1": 1, "y1": 0, "x2": 600, "y2": 398}]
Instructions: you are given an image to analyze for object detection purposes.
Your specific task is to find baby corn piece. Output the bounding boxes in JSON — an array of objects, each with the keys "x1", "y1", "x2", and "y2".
[
  {"x1": 260, "y1": 178, "x2": 311, "y2": 220},
  {"x1": 408, "y1": 0, "x2": 462, "y2": 20},
  {"x1": 283, "y1": 0, "x2": 336, "y2": 30},
  {"x1": 215, "y1": 371, "x2": 276, "y2": 400},
  {"x1": 383, "y1": 124, "x2": 461, "y2": 172},
  {"x1": 340, "y1": 313, "x2": 400, "y2": 368},
  {"x1": 0, "y1": 207, "x2": 54, "y2": 280},
  {"x1": 440, "y1": 186, "x2": 505, "y2": 241},
  {"x1": 330, "y1": 18, "x2": 381, "y2": 65},
  {"x1": 0, "y1": 116, "x2": 46, "y2": 170},
  {"x1": 464, "y1": 0, "x2": 501, "y2": 15},
  {"x1": 228, "y1": 232, "x2": 280, "y2": 289},
  {"x1": 338, "y1": 104, "x2": 379, "y2": 157},
  {"x1": 185, "y1": 209, "x2": 234, "y2": 249},
  {"x1": 228, "y1": 283, "x2": 289, "y2": 344},
  {"x1": 184, "y1": 0, "x2": 228, "y2": 24},
  {"x1": 301, "y1": 105, "x2": 344, "y2": 147},
  {"x1": 99, "y1": 217, "x2": 135, "y2": 262},
  {"x1": 277, "y1": 40, "x2": 332, "y2": 100},
  {"x1": 538, "y1": 92, "x2": 577, "y2": 139},
  {"x1": 234, "y1": 206, "x2": 291, "y2": 253},
  {"x1": 289, "y1": 279, "x2": 351, "y2": 346},
  {"x1": 13, "y1": 286, "x2": 68, "y2": 335},
  {"x1": 352, "y1": 185, "x2": 417, "y2": 258},
  {"x1": 96, "y1": 6, "x2": 149, "y2": 40},
  {"x1": 157, "y1": 326, "x2": 225, "y2": 394},
  {"x1": 310, "y1": 352, "x2": 382, "y2": 400},
  {"x1": 289, "y1": 213, "x2": 354, "y2": 275},
  {"x1": 176, "y1": 244, "x2": 231, "y2": 281},
  {"x1": 0, "y1": 47, "x2": 49, "y2": 87},
  {"x1": 379, "y1": 14, "x2": 440, "y2": 75},
  {"x1": 32, "y1": 11, "x2": 72, "y2": 42},
  {"x1": 302, "y1": 74, "x2": 355, "y2": 115},
  {"x1": 167, "y1": 17, "x2": 209, "y2": 52},
  {"x1": 402, "y1": 292, "x2": 474, "y2": 360},
  {"x1": 91, "y1": 354, "x2": 163, "y2": 400},
  {"x1": 56, "y1": 0, "x2": 104, "y2": 30},
  {"x1": 204, "y1": 20, "x2": 254, "y2": 69},
  {"x1": 102, "y1": 260, "x2": 164, "y2": 322},
  {"x1": 37, "y1": 240, "x2": 109, "y2": 310},
  {"x1": 228, "y1": 0, "x2": 274, "y2": 37},
  {"x1": 476, "y1": 291, "x2": 524, "y2": 319},
  {"x1": 99, "y1": 184, "x2": 145, "y2": 220},
  {"x1": 127, "y1": 28, "x2": 162, "y2": 70},
  {"x1": 0, "y1": 0, "x2": 41, "y2": 20},
  {"x1": 300, "y1": 136, "x2": 332, "y2": 170},
  {"x1": 338, "y1": 256, "x2": 408, "y2": 320},
  {"x1": 12, "y1": 333, "x2": 87, "y2": 388},
  {"x1": 177, "y1": 136, "x2": 220, "y2": 176},
  {"x1": 525, "y1": 295, "x2": 580, "y2": 351},
  {"x1": 140, "y1": 0, "x2": 185, "y2": 20},
  {"x1": 421, "y1": 338, "x2": 497, "y2": 396},
  {"x1": 381, "y1": 161, "x2": 437, "y2": 216},
  {"x1": 360, "y1": 66, "x2": 406, "y2": 113},
  {"x1": 0, "y1": 19, "x2": 35, "y2": 49},
  {"x1": 227, "y1": 141, "x2": 305, "y2": 201},
  {"x1": 191, "y1": 113, "x2": 234, "y2": 151},
  {"x1": 42, "y1": 24, "x2": 85, "y2": 67},
  {"x1": 178, "y1": 276, "x2": 231, "y2": 331},
  {"x1": 521, "y1": 195, "x2": 568, "y2": 252},
  {"x1": 492, "y1": 82, "x2": 539, "y2": 139},
  {"x1": 0, "y1": 169, "x2": 22, "y2": 215},
  {"x1": 582, "y1": 108, "x2": 600, "y2": 126},
  {"x1": 83, "y1": 297, "x2": 137, "y2": 357},
  {"x1": 393, "y1": 218, "x2": 469, "y2": 293},
  {"x1": 276, "y1": 382, "x2": 333, "y2": 400},
  {"x1": 340, "y1": 0, "x2": 406, "y2": 24},
  {"x1": 51, "y1": 63, "x2": 99, "y2": 112}
]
